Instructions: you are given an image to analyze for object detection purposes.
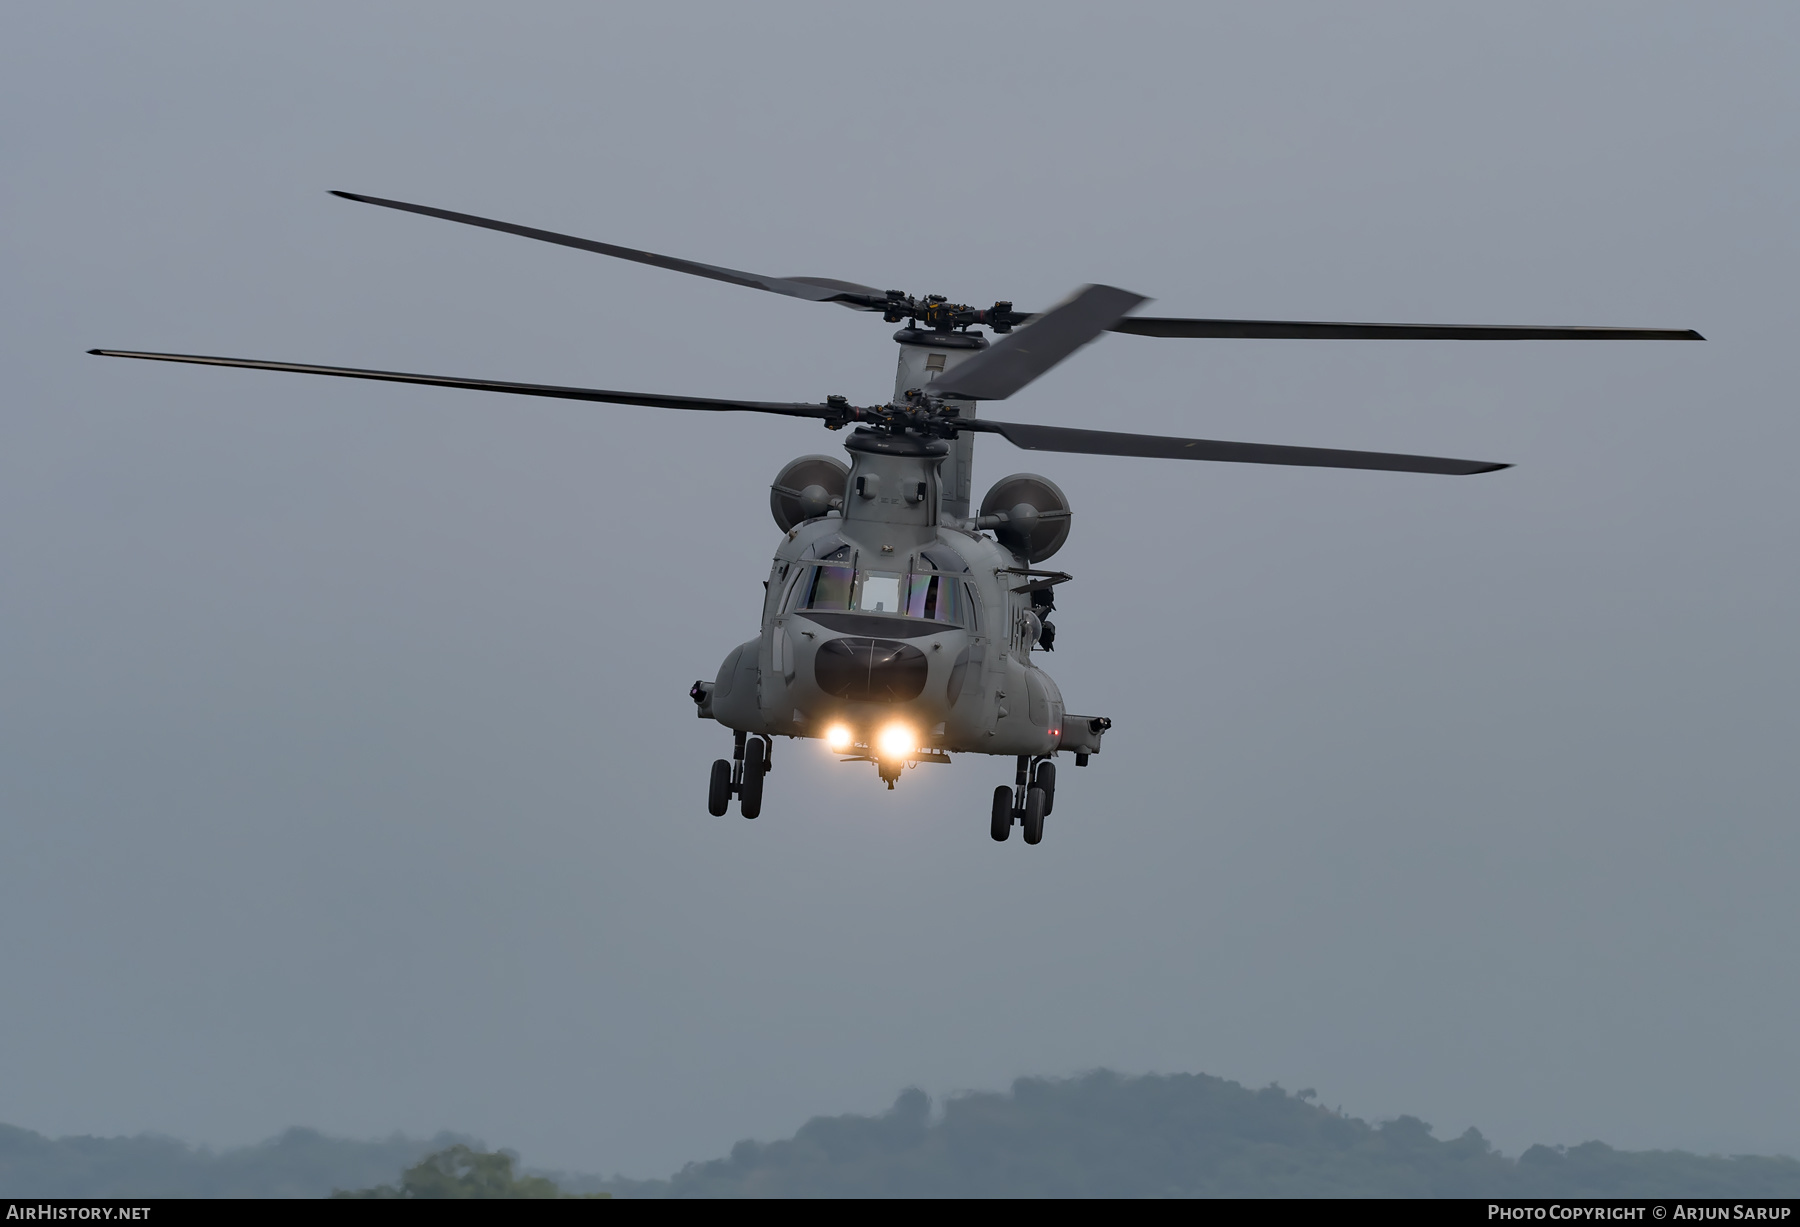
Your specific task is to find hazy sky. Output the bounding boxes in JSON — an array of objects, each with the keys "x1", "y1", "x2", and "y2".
[{"x1": 3, "y1": 3, "x2": 1796, "y2": 1176}]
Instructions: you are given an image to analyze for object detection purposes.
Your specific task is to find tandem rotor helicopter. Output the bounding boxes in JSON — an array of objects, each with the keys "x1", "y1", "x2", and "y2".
[{"x1": 92, "y1": 192, "x2": 1701, "y2": 846}]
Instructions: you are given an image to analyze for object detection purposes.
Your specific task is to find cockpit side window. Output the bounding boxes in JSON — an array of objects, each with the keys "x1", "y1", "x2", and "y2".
[
  {"x1": 786, "y1": 541, "x2": 857, "y2": 613},
  {"x1": 790, "y1": 563, "x2": 855, "y2": 611},
  {"x1": 903, "y1": 573, "x2": 964, "y2": 624},
  {"x1": 903, "y1": 574, "x2": 934, "y2": 619}
]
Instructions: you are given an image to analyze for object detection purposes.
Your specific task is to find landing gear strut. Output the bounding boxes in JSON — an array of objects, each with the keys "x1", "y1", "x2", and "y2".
[
  {"x1": 991, "y1": 755, "x2": 1055, "y2": 846},
  {"x1": 707, "y1": 731, "x2": 771, "y2": 819}
]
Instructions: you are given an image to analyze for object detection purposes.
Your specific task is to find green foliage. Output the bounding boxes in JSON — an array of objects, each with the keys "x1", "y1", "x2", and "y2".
[
  {"x1": 333, "y1": 1145, "x2": 607, "y2": 1200},
  {"x1": 661, "y1": 1072, "x2": 1800, "y2": 1198}
]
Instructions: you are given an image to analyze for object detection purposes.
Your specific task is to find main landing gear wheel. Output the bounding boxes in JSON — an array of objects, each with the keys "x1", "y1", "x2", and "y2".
[
  {"x1": 707, "y1": 759, "x2": 731, "y2": 817},
  {"x1": 1021, "y1": 786, "x2": 1047, "y2": 845},
  {"x1": 1033, "y1": 761, "x2": 1057, "y2": 816},
  {"x1": 740, "y1": 737, "x2": 766, "y2": 819},
  {"x1": 990, "y1": 785, "x2": 1013, "y2": 842}
]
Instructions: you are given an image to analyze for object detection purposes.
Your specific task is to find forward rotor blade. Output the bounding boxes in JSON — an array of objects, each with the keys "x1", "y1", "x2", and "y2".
[
  {"x1": 87, "y1": 350, "x2": 838, "y2": 420},
  {"x1": 931, "y1": 285, "x2": 1149, "y2": 401},
  {"x1": 329, "y1": 191, "x2": 889, "y2": 310},
  {"x1": 1107, "y1": 317, "x2": 1703, "y2": 341},
  {"x1": 968, "y1": 418, "x2": 1507, "y2": 475}
]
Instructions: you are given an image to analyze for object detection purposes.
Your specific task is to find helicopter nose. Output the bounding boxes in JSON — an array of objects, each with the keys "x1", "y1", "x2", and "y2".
[{"x1": 813, "y1": 637, "x2": 929, "y2": 703}]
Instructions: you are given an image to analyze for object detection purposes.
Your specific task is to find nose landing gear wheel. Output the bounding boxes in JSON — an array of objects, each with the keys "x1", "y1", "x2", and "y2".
[
  {"x1": 739, "y1": 737, "x2": 766, "y2": 819},
  {"x1": 990, "y1": 785, "x2": 1012, "y2": 842},
  {"x1": 707, "y1": 759, "x2": 732, "y2": 816},
  {"x1": 1021, "y1": 786, "x2": 1047, "y2": 845}
]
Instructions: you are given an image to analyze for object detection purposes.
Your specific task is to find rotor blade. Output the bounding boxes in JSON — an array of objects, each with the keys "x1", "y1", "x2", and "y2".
[
  {"x1": 329, "y1": 191, "x2": 889, "y2": 310},
  {"x1": 968, "y1": 418, "x2": 1507, "y2": 475},
  {"x1": 931, "y1": 285, "x2": 1149, "y2": 401},
  {"x1": 1107, "y1": 317, "x2": 1703, "y2": 341},
  {"x1": 87, "y1": 350, "x2": 838, "y2": 419}
]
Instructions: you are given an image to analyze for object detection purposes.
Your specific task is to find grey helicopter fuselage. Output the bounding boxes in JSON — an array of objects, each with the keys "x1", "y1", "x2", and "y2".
[
  {"x1": 90, "y1": 189, "x2": 1700, "y2": 839},
  {"x1": 694, "y1": 328, "x2": 1107, "y2": 782}
]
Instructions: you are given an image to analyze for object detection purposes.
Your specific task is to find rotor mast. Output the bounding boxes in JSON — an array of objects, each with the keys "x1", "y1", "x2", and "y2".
[{"x1": 891, "y1": 327, "x2": 987, "y2": 522}]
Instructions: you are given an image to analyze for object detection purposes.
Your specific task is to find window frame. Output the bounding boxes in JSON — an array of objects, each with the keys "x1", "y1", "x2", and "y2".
[{"x1": 784, "y1": 560, "x2": 976, "y2": 628}]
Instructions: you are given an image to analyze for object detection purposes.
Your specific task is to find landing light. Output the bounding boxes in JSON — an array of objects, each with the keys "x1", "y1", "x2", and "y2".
[
  {"x1": 876, "y1": 723, "x2": 917, "y2": 761},
  {"x1": 825, "y1": 724, "x2": 854, "y2": 752}
]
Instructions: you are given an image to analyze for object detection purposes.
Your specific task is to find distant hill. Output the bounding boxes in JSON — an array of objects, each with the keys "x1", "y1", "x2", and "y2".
[
  {"x1": 4, "y1": 1072, "x2": 1798, "y2": 1198},
  {"x1": 659, "y1": 1072, "x2": 1800, "y2": 1199},
  {"x1": 0, "y1": 1124, "x2": 467, "y2": 1199}
]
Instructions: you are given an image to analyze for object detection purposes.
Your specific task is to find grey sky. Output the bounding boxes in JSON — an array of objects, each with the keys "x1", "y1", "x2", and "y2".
[{"x1": 2, "y1": 3, "x2": 1795, "y2": 1176}]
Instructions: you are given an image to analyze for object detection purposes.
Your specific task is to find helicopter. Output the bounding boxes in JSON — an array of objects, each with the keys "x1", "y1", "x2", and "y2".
[{"x1": 91, "y1": 191, "x2": 1701, "y2": 846}]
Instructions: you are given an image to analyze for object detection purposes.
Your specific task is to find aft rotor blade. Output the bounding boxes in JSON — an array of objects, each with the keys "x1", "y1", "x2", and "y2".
[
  {"x1": 87, "y1": 350, "x2": 839, "y2": 420},
  {"x1": 329, "y1": 191, "x2": 889, "y2": 310},
  {"x1": 931, "y1": 285, "x2": 1149, "y2": 401},
  {"x1": 1107, "y1": 317, "x2": 1703, "y2": 341},
  {"x1": 968, "y1": 418, "x2": 1508, "y2": 475}
]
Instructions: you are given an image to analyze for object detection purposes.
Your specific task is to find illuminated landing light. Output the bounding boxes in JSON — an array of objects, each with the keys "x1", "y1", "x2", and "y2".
[
  {"x1": 825, "y1": 724, "x2": 854, "y2": 752},
  {"x1": 876, "y1": 723, "x2": 917, "y2": 761}
]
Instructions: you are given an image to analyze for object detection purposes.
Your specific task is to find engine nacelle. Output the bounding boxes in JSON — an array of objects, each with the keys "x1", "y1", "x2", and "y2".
[
  {"x1": 769, "y1": 454, "x2": 849, "y2": 531},
  {"x1": 979, "y1": 473, "x2": 1071, "y2": 562}
]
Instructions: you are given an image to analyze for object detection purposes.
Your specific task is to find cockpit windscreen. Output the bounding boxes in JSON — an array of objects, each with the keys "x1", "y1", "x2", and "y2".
[{"x1": 791, "y1": 564, "x2": 967, "y2": 625}]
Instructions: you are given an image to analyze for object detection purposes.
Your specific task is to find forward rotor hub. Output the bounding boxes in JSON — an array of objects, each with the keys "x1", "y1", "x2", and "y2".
[{"x1": 821, "y1": 391, "x2": 965, "y2": 439}]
